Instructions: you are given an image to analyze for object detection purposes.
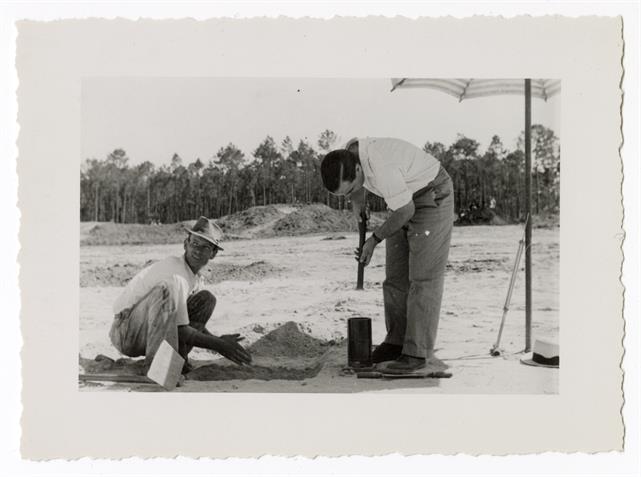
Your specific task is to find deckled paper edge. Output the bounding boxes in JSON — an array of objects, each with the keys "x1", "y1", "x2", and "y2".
[{"x1": 15, "y1": 15, "x2": 624, "y2": 462}]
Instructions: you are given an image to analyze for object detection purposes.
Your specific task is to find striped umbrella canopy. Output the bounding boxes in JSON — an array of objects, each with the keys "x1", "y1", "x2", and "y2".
[
  {"x1": 390, "y1": 78, "x2": 561, "y2": 353},
  {"x1": 390, "y1": 78, "x2": 561, "y2": 101}
]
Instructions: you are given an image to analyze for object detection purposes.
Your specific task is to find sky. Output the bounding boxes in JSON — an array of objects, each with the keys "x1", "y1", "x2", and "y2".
[{"x1": 82, "y1": 78, "x2": 561, "y2": 167}]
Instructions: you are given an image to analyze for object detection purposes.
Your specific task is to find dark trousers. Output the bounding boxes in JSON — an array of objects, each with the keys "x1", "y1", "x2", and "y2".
[{"x1": 382, "y1": 166, "x2": 454, "y2": 358}]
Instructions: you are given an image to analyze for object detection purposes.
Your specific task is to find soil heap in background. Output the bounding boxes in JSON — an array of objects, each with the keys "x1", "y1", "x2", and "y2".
[
  {"x1": 81, "y1": 222, "x2": 189, "y2": 246},
  {"x1": 80, "y1": 203, "x2": 386, "y2": 246},
  {"x1": 271, "y1": 204, "x2": 349, "y2": 235},
  {"x1": 270, "y1": 204, "x2": 384, "y2": 236},
  {"x1": 216, "y1": 205, "x2": 286, "y2": 237},
  {"x1": 218, "y1": 203, "x2": 384, "y2": 238}
]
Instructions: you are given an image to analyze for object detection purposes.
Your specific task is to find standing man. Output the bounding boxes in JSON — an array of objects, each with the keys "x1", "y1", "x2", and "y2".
[
  {"x1": 109, "y1": 216, "x2": 252, "y2": 373},
  {"x1": 321, "y1": 138, "x2": 454, "y2": 375}
]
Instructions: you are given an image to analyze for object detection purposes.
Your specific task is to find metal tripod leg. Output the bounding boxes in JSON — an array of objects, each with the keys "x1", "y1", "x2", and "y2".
[{"x1": 490, "y1": 234, "x2": 526, "y2": 356}]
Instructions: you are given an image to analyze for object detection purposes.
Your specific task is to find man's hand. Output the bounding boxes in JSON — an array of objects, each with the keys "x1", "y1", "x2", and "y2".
[
  {"x1": 355, "y1": 235, "x2": 378, "y2": 267},
  {"x1": 180, "y1": 326, "x2": 252, "y2": 366},
  {"x1": 215, "y1": 337, "x2": 252, "y2": 366},
  {"x1": 220, "y1": 333, "x2": 245, "y2": 343}
]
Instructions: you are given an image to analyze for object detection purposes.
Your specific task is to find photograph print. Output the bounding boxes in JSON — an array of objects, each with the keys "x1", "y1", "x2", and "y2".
[{"x1": 79, "y1": 77, "x2": 561, "y2": 393}]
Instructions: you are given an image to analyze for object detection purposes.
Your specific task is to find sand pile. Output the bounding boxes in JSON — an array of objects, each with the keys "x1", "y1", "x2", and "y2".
[
  {"x1": 79, "y1": 322, "x2": 332, "y2": 382},
  {"x1": 80, "y1": 260, "x2": 282, "y2": 287},
  {"x1": 81, "y1": 222, "x2": 190, "y2": 246},
  {"x1": 186, "y1": 322, "x2": 332, "y2": 381},
  {"x1": 80, "y1": 203, "x2": 388, "y2": 247},
  {"x1": 248, "y1": 321, "x2": 328, "y2": 358},
  {"x1": 216, "y1": 203, "x2": 385, "y2": 238},
  {"x1": 216, "y1": 205, "x2": 288, "y2": 236},
  {"x1": 269, "y1": 204, "x2": 384, "y2": 236}
]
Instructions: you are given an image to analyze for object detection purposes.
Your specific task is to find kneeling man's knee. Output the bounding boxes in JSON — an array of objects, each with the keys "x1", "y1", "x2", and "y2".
[{"x1": 187, "y1": 290, "x2": 216, "y2": 323}]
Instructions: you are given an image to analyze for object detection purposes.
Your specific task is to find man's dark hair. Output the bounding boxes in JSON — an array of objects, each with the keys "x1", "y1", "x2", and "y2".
[{"x1": 320, "y1": 149, "x2": 358, "y2": 192}]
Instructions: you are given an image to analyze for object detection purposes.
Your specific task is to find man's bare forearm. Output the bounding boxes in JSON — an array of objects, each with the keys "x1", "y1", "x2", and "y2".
[{"x1": 178, "y1": 325, "x2": 221, "y2": 351}]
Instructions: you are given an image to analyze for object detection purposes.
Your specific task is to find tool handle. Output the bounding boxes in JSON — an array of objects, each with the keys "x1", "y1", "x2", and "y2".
[{"x1": 356, "y1": 208, "x2": 367, "y2": 290}]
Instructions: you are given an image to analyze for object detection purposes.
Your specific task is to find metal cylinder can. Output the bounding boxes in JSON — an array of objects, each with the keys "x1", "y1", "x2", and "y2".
[{"x1": 347, "y1": 317, "x2": 372, "y2": 368}]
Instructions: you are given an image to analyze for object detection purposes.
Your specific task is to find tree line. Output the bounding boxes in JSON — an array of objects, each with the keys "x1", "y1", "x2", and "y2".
[{"x1": 80, "y1": 126, "x2": 559, "y2": 224}]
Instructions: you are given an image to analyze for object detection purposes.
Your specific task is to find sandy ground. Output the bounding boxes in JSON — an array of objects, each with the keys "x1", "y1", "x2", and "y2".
[{"x1": 80, "y1": 225, "x2": 559, "y2": 393}]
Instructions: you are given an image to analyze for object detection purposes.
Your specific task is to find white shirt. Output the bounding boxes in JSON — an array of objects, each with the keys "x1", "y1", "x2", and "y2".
[
  {"x1": 357, "y1": 137, "x2": 441, "y2": 211},
  {"x1": 113, "y1": 255, "x2": 205, "y2": 326}
]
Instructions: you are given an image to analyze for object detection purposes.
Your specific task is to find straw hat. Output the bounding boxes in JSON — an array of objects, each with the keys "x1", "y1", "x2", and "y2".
[
  {"x1": 520, "y1": 339, "x2": 559, "y2": 368},
  {"x1": 185, "y1": 216, "x2": 224, "y2": 251}
]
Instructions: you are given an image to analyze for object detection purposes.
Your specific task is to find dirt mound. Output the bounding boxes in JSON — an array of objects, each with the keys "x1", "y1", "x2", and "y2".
[
  {"x1": 80, "y1": 260, "x2": 281, "y2": 287},
  {"x1": 248, "y1": 321, "x2": 328, "y2": 358},
  {"x1": 186, "y1": 322, "x2": 331, "y2": 381},
  {"x1": 81, "y1": 222, "x2": 193, "y2": 246},
  {"x1": 271, "y1": 204, "x2": 351, "y2": 235},
  {"x1": 216, "y1": 205, "x2": 288, "y2": 236},
  {"x1": 80, "y1": 204, "x2": 388, "y2": 246},
  {"x1": 79, "y1": 323, "x2": 331, "y2": 382},
  {"x1": 269, "y1": 204, "x2": 384, "y2": 236}
]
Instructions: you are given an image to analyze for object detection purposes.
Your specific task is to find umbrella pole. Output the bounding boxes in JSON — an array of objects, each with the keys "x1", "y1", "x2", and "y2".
[{"x1": 524, "y1": 79, "x2": 532, "y2": 352}]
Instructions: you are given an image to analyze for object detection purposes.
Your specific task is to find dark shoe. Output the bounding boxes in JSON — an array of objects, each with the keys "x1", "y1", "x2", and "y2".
[
  {"x1": 378, "y1": 354, "x2": 426, "y2": 374},
  {"x1": 372, "y1": 343, "x2": 403, "y2": 363}
]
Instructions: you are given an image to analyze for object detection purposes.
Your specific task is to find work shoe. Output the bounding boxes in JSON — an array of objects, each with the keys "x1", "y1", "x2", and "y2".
[
  {"x1": 378, "y1": 354, "x2": 426, "y2": 374},
  {"x1": 379, "y1": 355, "x2": 450, "y2": 375},
  {"x1": 372, "y1": 342, "x2": 403, "y2": 363}
]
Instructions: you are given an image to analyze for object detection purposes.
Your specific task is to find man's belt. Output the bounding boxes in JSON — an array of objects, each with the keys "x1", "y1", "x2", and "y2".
[{"x1": 412, "y1": 166, "x2": 450, "y2": 199}]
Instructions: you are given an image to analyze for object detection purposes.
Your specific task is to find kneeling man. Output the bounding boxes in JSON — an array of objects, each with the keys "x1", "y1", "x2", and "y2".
[{"x1": 109, "y1": 216, "x2": 252, "y2": 372}]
